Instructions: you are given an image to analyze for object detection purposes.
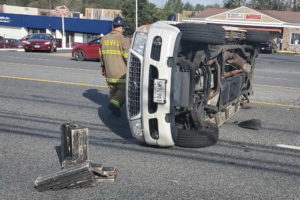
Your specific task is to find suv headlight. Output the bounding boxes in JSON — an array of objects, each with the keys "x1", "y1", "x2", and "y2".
[
  {"x1": 44, "y1": 41, "x2": 50, "y2": 45},
  {"x1": 132, "y1": 25, "x2": 150, "y2": 56},
  {"x1": 129, "y1": 119, "x2": 144, "y2": 142}
]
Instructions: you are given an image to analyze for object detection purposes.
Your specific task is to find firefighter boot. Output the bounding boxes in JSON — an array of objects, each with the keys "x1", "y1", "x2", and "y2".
[{"x1": 108, "y1": 103, "x2": 121, "y2": 117}]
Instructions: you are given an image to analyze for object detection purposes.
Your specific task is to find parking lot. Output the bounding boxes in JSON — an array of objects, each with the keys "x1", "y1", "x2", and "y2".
[{"x1": 0, "y1": 51, "x2": 299, "y2": 199}]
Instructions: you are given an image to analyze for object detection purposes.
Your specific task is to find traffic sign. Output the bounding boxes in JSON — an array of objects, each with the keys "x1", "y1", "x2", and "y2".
[{"x1": 55, "y1": 5, "x2": 69, "y2": 16}]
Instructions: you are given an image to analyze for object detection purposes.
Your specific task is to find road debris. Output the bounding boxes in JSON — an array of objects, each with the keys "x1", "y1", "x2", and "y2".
[
  {"x1": 34, "y1": 161, "x2": 95, "y2": 192},
  {"x1": 61, "y1": 122, "x2": 88, "y2": 168},
  {"x1": 34, "y1": 122, "x2": 117, "y2": 191}
]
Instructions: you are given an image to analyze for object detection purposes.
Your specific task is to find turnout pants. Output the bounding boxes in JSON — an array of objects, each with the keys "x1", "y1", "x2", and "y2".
[{"x1": 108, "y1": 83, "x2": 126, "y2": 108}]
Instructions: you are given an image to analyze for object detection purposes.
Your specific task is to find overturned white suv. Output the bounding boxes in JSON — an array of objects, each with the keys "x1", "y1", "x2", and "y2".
[{"x1": 126, "y1": 21, "x2": 268, "y2": 148}]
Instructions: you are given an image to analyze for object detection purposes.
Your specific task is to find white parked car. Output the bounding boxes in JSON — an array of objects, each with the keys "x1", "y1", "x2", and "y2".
[{"x1": 126, "y1": 21, "x2": 268, "y2": 148}]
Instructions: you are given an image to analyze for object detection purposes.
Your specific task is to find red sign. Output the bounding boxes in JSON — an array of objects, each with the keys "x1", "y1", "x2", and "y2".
[
  {"x1": 55, "y1": 5, "x2": 69, "y2": 16},
  {"x1": 246, "y1": 14, "x2": 262, "y2": 20}
]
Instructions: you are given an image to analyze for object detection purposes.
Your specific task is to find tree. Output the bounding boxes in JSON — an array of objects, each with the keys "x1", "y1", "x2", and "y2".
[
  {"x1": 164, "y1": 0, "x2": 184, "y2": 13},
  {"x1": 206, "y1": 4, "x2": 221, "y2": 8},
  {"x1": 194, "y1": 4, "x2": 205, "y2": 11},
  {"x1": 122, "y1": 0, "x2": 160, "y2": 36},
  {"x1": 223, "y1": 0, "x2": 246, "y2": 8},
  {"x1": 183, "y1": 2, "x2": 194, "y2": 11},
  {"x1": 246, "y1": 0, "x2": 296, "y2": 10}
]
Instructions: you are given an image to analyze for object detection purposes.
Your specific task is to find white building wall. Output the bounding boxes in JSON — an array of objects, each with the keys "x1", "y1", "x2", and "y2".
[
  {"x1": 3, "y1": 4, "x2": 38, "y2": 15},
  {"x1": 0, "y1": 26, "x2": 28, "y2": 39},
  {"x1": 56, "y1": 30, "x2": 63, "y2": 39},
  {"x1": 74, "y1": 33, "x2": 83, "y2": 43},
  {"x1": 46, "y1": 29, "x2": 51, "y2": 34}
]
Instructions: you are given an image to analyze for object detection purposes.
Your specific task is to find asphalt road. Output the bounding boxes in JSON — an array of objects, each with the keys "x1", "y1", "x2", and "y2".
[{"x1": 0, "y1": 51, "x2": 299, "y2": 200}]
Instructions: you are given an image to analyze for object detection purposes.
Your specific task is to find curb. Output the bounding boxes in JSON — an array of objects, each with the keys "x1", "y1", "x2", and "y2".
[
  {"x1": 0, "y1": 48, "x2": 72, "y2": 52},
  {"x1": 277, "y1": 50, "x2": 300, "y2": 54},
  {"x1": 0, "y1": 48, "x2": 24, "y2": 51}
]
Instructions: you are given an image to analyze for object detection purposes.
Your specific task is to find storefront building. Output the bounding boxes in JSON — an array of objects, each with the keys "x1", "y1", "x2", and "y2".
[
  {"x1": 0, "y1": 12, "x2": 112, "y2": 47},
  {"x1": 184, "y1": 6, "x2": 300, "y2": 52}
]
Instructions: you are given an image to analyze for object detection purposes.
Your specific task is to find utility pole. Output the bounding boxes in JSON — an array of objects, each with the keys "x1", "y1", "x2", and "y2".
[{"x1": 135, "y1": 0, "x2": 138, "y2": 30}]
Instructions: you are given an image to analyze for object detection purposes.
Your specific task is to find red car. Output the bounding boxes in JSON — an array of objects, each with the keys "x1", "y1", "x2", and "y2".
[
  {"x1": 24, "y1": 33, "x2": 57, "y2": 52},
  {"x1": 72, "y1": 38, "x2": 101, "y2": 61},
  {"x1": 0, "y1": 38, "x2": 24, "y2": 48}
]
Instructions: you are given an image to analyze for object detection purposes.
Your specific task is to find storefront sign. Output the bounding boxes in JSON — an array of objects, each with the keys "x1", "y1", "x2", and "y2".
[
  {"x1": 0, "y1": 16, "x2": 11, "y2": 23},
  {"x1": 226, "y1": 13, "x2": 244, "y2": 20},
  {"x1": 245, "y1": 14, "x2": 262, "y2": 20},
  {"x1": 226, "y1": 13, "x2": 262, "y2": 20}
]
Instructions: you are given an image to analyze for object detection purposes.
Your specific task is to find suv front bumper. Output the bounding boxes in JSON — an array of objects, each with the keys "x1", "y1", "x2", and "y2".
[{"x1": 127, "y1": 22, "x2": 182, "y2": 147}]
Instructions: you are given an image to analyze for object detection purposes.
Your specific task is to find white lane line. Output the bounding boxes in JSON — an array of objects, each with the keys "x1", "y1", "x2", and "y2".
[
  {"x1": 276, "y1": 144, "x2": 300, "y2": 151},
  {"x1": 255, "y1": 76, "x2": 286, "y2": 80}
]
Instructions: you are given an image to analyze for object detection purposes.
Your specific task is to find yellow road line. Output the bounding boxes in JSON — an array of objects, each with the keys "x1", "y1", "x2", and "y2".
[
  {"x1": 0, "y1": 75, "x2": 299, "y2": 108},
  {"x1": 254, "y1": 84, "x2": 300, "y2": 90},
  {"x1": 250, "y1": 100, "x2": 300, "y2": 109},
  {"x1": 0, "y1": 75, "x2": 108, "y2": 88},
  {"x1": 0, "y1": 61, "x2": 98, "y2": 72},
  {"x1": 277, "y1": 50, "x2": 300, "y2": 54}
]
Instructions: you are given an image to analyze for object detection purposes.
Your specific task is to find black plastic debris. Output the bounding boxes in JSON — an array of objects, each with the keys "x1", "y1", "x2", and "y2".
[{"x1": 238, "y1": 119, "x2": 262, "y2": 130}]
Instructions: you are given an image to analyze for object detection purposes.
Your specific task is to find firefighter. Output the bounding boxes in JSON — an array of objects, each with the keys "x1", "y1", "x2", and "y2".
[{"x1": 99, "y1": 16, "x2": 131, "y2": 117}]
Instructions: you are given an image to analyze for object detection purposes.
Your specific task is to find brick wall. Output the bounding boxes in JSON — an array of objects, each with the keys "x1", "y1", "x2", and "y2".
[{"x1": 282, "y1": 27, "x2": 300, "y2": 51}]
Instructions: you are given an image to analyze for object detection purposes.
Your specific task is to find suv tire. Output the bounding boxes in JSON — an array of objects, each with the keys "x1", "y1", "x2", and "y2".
[
  {"x1": 176, "y1": 24, "x2": 225, "y2": 45},
  {"x1": 175, "y1": 127, "x2": 219, "y2": 148},
  {"x1": 246, "y1": 30, "x2": 270, "y2": 43}
]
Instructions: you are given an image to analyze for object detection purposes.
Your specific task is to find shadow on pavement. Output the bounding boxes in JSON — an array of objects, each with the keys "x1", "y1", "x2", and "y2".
[{"x1": 82, "y1": 88, "x2": 133, "y2": 141}]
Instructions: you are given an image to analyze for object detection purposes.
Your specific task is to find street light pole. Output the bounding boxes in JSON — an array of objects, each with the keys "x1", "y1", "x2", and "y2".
[
  {"x1": 55, "y1": 5, "x2": 69, "y2": 49},
  {"x1": 61, "y1": 14, "x2": 66, "y2": 49},
  {"x1": 135, "y1": 0, "x2": 138, "y2": 30}
]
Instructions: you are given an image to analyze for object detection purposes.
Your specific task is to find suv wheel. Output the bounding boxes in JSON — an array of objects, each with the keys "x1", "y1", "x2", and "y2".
[{"x1": 175, "y1": 127, "x2": 219, "y2": 148}]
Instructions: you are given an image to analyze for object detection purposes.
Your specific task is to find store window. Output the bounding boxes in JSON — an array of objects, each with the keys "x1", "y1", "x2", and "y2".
[
  {"x1": 28, "y1": 28, "x2": 46, "y2": 34},
  {"x1": 83, "y1": 34, "x2": 99, "y2": 43},
  {"x1": 291, "y1": 33, "x2": 300, "y2": 44}
]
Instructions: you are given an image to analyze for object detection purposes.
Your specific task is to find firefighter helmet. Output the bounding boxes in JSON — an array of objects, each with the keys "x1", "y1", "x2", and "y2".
[{"x1": 113, "y1": 16, "x2": 125, "y2": 27}]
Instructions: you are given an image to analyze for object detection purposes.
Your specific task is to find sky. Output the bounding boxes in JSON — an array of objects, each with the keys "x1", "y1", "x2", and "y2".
[{"x1": 148, "y1": 0, "x2": 223, "y2": 8}]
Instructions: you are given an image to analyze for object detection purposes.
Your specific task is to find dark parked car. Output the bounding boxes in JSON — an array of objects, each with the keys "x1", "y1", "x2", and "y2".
[
  {"x1": 72, "y1": 38, "x2": 100, "y2": 61},
  {"x1": 19, "y1": 35, "x2": 31, "y2": 43},
  {"x1": 7, "y1": 38, "x2": 24, "y2": 48},
  {"x1": 0, "y1": 38, "x2": 24, "y2": 48},
  {"x1": 0, "y1": 37, "x2": 5, "y2": 48},
  {"x1": 259, "y1": 40, "x2": 277, "y2": 53},
  {"x1": 24, "y1": 33, "x2": 57, "y2": 52}
]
